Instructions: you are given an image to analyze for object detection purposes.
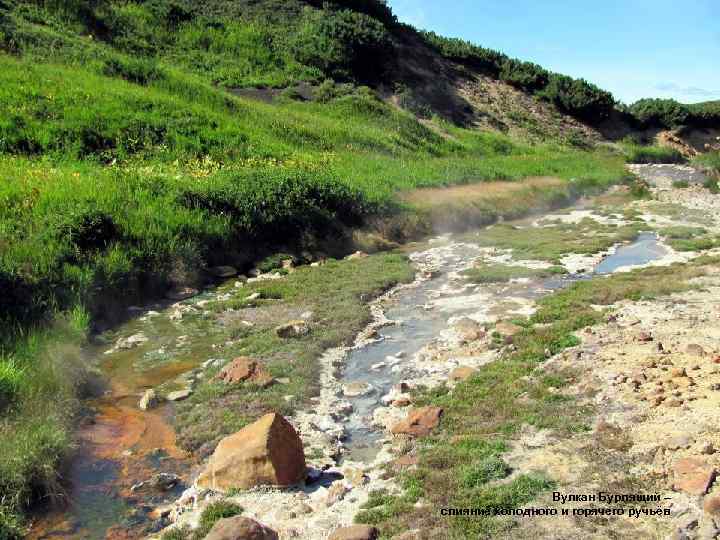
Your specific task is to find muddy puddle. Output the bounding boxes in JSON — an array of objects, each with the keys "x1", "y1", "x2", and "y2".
[{"x1": 28, "y1": 214, "x2": 668, "y2": 539}]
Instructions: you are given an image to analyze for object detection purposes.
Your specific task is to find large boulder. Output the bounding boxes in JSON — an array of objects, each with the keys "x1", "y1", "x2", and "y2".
[
  {"x1": 205, "y1": 516, "x2": 278, "y2": 540},
  {"x1": 329, "y1": 525, "x2": 379, "y2": 540},
  {"x1": 216, "y1": 357, "x2": 274, "y2": 388},
  {"x1": 390, "y1": 407, "x2": 443, "y2": 437},
  {"x1": 197, "y1": 413, "x2": 306, "y2": 491}
]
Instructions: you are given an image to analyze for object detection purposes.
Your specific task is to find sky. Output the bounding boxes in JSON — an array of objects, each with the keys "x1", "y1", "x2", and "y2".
[{"x1": 387, "y1": 0, "x2": 720, "y2": 105}]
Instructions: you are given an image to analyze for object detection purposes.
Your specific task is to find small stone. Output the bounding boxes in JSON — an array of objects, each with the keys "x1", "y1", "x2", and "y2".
[
  {"x1": 699, "y1": 442, "x2": 716, "y2": 455},
  {"x1": 704, "y1": 495, "x2": 720, "y2": 515},
  {"x1": 449, "y1": 366, "x2": 477, "y2": 382},
  {"x1": 166, "y1": 389, "x2": 192, "y2": 402},
  {"x1": 345, "y1": 251, "x2": 369, "y2": 260},
  {"x1": 275, "y1": 320, "x2": 310, "y2": 338},
  {"x1": 245, "y1": 292, "x2": 261, "y2": 301},
  {"x1": 216, "y1": 357, "x2": 274, "y2": 388},
  {"x1": 343, "y1": 382, "x2": 373, "y2": 398},
  {"x1": 666, "y1": 398, "x2": 684, "y2": 407},
  {"x1": 205, "y1": 516, "x2": 278, "y2": 540},
  {"x1": 329, "y1": 525, "x2": 378, "y2": 540},
  {"x1": 139, "y1": 389, "x2": 160, "y2": 410},
  {"x1": 637, "y1": 331, "x2": 654, "y2": 342},
  {"x1": 294, "y1": 502, "x2": 313, "y2": 515},
  {"x1": 391, "y1": 407, "x2": 443, "y2": 437},
  {"x1": 671, "y1": 367, "x2": 687, "y2": 377},
  {"x1": 325, "y1": 481, "x2": 349, "y2": 506},
  {"x1": 666, "y1": 435, "x2": 693, "y2": 450},
  {"x1": 343, "y1": 467, "x2": 369, "y2": 487}
]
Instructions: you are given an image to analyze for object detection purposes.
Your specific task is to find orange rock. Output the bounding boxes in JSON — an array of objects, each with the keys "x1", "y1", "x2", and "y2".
[
  {"x1": 216, "y1": 357, "x2": 274, "y2": 388},
  {"x1": 391, "y1": 407, "x2": 443, "y2": 437},
  {"x1": 673, "y1": 457, "x2": 716, "y2": 496},
  {"x1": 197, "y1": 413, "x2": 306, "y2": 491}
]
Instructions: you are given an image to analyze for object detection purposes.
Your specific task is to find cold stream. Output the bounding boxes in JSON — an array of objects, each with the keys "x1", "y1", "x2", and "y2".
[{"x1": 29, "y1": 223, "x2": 667, "y2": 539}]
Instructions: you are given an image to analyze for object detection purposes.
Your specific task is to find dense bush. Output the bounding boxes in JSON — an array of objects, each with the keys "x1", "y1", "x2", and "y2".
[
  {"x1": 540, "y1": 74, "x2": 615, "y2": 121},
  {"x1": 629, "y1": 98, "x2": 690, "y2": 129},
  {"x1": 421, "y1": 30, "x2": 506, "y2": 76},
  {"x1": 293, "y1": 8, "x2": 391, "y2": 82},
  {"x1": 499, "y1": 59, "x2": 549, "y2": 91}
]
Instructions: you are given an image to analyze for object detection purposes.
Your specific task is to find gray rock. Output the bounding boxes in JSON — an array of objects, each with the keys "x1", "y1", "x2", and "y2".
[{"x1": 167, "y1": 389, "x2": 192, "y2": 402}]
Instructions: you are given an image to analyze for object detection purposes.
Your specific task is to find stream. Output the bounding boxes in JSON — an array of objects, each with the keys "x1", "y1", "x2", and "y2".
[{"x1": 28, "y1": 218, "x2": 669, "y2": 539}]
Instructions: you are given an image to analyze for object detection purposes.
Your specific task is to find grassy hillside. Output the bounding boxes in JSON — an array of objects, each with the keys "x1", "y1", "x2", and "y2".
[{"x1": 0, "y1": 1, "x2": 640, "y2": 535}]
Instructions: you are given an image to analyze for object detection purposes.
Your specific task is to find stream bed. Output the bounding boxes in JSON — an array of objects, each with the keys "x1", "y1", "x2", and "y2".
[{"x1": 28, "y1": 222, "x2": 668, "y2": 539}]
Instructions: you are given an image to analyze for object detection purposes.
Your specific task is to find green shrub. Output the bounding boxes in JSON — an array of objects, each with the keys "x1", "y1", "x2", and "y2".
[
  {"x1": 539, "y1": 74, "x2": 615, "y2": 121},
  {"x1": 196, "y1": 501, "x2": 243, "y2": 538},
  {"x1": 421, "y1": 30, "x2": 506, "y2": 76},
  {"x1": 629, "y1": 98, "x2": 690, "y2": 129},
  {"x1": 293, "y1": 8, "x2": 392, "y2": 82},
  {"x1": 500, "y1": 59, "x2": 548, "y2": 91}
]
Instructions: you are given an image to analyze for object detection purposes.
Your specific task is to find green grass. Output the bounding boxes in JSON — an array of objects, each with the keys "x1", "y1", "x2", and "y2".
[
  {"x1": 0, "y1": 310, "x2": 88, "y2": 538},
  {"x1": 462, "y1": 263, "x2": 566, "y2": 283},
  {"x1": 657, "y1": 226, "x2": 720, "y2": 252},
  {"x1": 621, "y1": 142, "x2": 685, "y2": 164},
  {"x1": 694, "y1": 151, "x2": 720, "y2": 175},
  {"x1": 467, "y1": 218, "x2": 643, "y2": 263},
  {"x1": 361, "y1": 258, "x2": 713, "y2": 538}
]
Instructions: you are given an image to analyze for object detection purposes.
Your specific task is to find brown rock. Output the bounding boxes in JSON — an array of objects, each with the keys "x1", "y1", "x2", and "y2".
[
  {"x1": 391, "y1": 407, "x2": 443, "y2": 437},
  {"x1": 687, "y1": 344, "x2": 707, "y2": 357},
  {"x1": 392, "y1": 397, "x2": 411, "y2": 407},
  {"x1": 449, "y1": 366, "x2": 478, "y2": 382},
  {"x1": 197, "y1": 413, "x2": 306, "y2": 491},
  {"x1": 275, "y1": 320, "x2": 310, "y2": 339},
  {"x1": 637, "y1": 331, "x2": 654, "y2": 342},
  {"x1": 216, "y1": 357, "x2": 274, "y2": 388},
  {"x1": 704, "y1": 495, "x2": 720, "y2": 516},
  {"x1": 673, "y1": 457, "x2": 716, "y2": 495},
  {"x1": 205, "y1": 516, "x2": 278, "y2": 540},
  {"x1": 329, "y1": 525, "x2": 379, "y2": 540},
  {"x1": 671, "y1": 367, "x2": 687, "y2": 377}
]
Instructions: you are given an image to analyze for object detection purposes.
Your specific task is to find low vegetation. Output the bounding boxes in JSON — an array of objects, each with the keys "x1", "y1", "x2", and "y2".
[
  {"x1": 360, "y1": 258, "x2": 714, "y2": 537},
  {"x1": 175, "y1": 253, "x2": 414, "y2": 452},
  {"x1": 466, "y1": 218, "x2": 643, "y2": 263},
  {"x1": 462, "y1": 263, "x2": 565, "y2": 284},
  {"x1": 621, "y1": 141, "x2": 685, "y2": 164}
]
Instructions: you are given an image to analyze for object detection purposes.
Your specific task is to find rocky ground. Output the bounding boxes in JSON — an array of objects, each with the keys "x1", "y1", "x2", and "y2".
[{"x1": 148, "y1": 163, "x2": 720, "y2": 540}]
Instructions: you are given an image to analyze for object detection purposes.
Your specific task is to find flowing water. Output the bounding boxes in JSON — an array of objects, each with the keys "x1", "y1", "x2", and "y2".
[{"x1": 28, "y1": 224, "x2": 668, "y2": 539}]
